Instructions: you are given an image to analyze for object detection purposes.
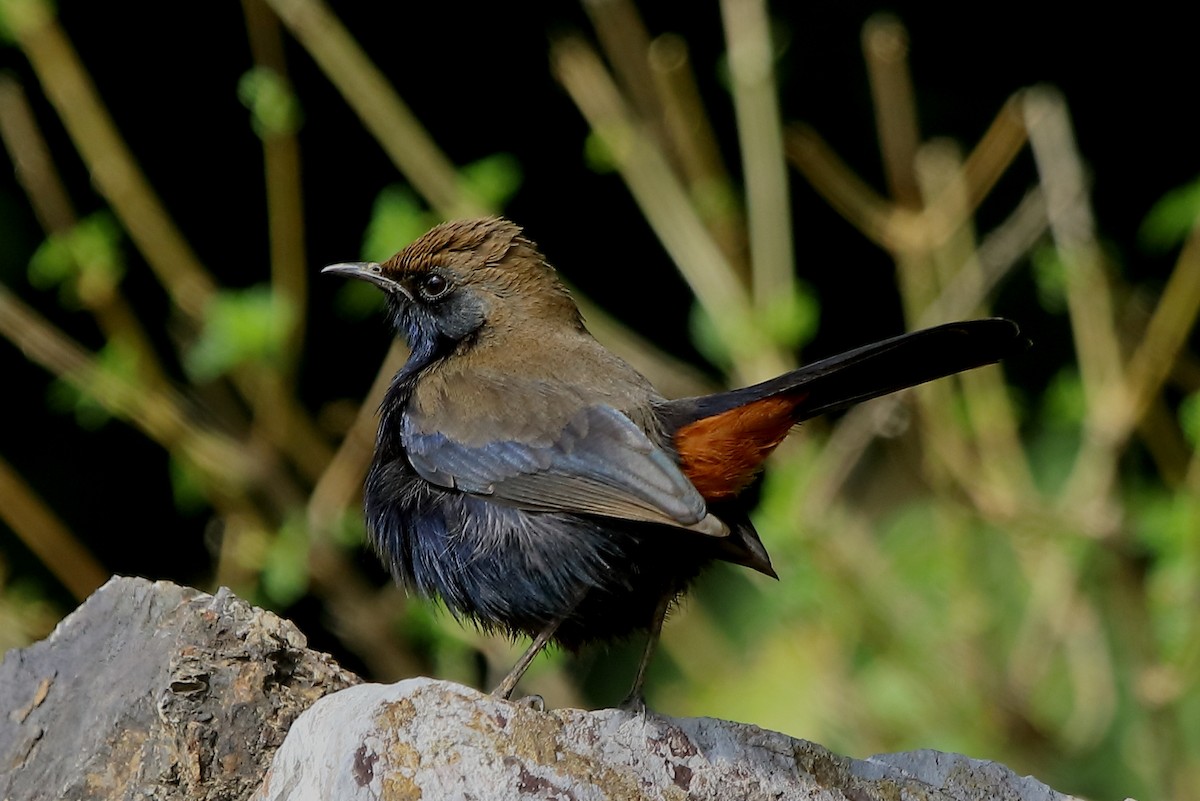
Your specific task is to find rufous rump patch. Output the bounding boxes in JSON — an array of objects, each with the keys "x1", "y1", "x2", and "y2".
[{"x1": 673, "y1": 394, "x2": 802, "y2": 500}]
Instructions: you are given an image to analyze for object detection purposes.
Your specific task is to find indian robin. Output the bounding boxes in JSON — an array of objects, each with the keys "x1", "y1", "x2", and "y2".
[{"x1": 325, "y1": 216, "x2": 1025, "y2": 706}]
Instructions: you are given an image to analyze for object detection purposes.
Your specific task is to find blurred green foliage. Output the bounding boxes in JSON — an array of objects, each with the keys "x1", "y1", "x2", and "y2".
[
  {"x1": 1139, "y1": 176, "x2": 1200, "y2": 253},
  {"x1": 185, "y1": 285, "x2": 295, "y2": 380},
  {"x1": 0, "y1": 4, "x2": 1196, "y2": 801},
  {"x1": 238, "y1": 67, "x2": 302, "y2": 137}
]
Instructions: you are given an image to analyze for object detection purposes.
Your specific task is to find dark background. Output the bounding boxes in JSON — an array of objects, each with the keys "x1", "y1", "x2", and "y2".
[
  {"x1": 0, "y1": 6, "x2": 1194, "y2": 795},
  {"x1": 1, "y1": 5, "x2": 1190, "y2": 594}
]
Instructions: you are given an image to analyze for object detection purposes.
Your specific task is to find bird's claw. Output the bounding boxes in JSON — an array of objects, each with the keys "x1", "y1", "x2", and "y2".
[
  {"x1": 618, "y1": 692, "x2": 648, "y2": 715},
  {"x1": 514, "y1": 693, "x2": 546, "y2": 712}
]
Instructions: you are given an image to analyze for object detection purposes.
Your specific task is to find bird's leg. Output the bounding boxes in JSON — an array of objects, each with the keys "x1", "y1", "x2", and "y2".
[
  {"x1": 619, "y1": 592, "x2": 672, "y2": 713},
  {"x1": 492, "y1": 618, "x2": 563, "y2": 700}
]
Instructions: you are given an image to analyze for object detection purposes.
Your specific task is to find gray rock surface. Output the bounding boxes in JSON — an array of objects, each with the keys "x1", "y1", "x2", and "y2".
[
  {"x1": 254, "y1": 678, "x2": 1087, "y2": 801},
  {"x1": 0, "y1": 576, "x2": 358, "y2": 801},
  {"x1": 0, "y1": 576, "x2": 1087, "y2": 801}
]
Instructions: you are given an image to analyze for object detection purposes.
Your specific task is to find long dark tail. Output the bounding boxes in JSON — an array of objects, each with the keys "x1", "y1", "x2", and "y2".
[
  {"x1": 660, "y1": 318, "x2": 1026, "y2": 506},
  {"x1": 660, "y1": 318, "x2": 1025, "y2": 431}
]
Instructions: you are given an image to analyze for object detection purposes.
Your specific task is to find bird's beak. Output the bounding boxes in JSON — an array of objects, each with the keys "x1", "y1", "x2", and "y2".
[{"x1": 321, "y1": 261, "x2": 411, "y2": 298}]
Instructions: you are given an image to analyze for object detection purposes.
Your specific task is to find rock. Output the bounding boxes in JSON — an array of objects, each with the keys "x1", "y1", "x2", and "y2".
[
  {"x1": 254, "y1": 678, "x2": 1086, "y2": 801},
  {"x1": 0, "y1": 576, "x2": 359, "y2": 801},
  {"x1": 0, "y1": 577, "x2": 1085, "y2": 801}
]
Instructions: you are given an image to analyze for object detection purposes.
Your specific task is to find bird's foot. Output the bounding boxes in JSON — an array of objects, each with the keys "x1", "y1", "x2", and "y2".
[
  {"x1": 618, "y1": 691, "x2": 649, "y2": 715},
  {"x1": 513, "y1": 693, "x2": 546, "y2": 712}
]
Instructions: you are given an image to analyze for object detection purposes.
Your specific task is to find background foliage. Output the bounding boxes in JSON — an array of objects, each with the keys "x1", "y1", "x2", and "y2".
[{"x1": 1, "y1": 3, "x2": 1197, "y2": 800}]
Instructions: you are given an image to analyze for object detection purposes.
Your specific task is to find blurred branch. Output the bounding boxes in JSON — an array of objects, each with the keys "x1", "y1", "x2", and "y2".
[
  {"x1": 1025, "y1": 86, "x2": 1125, "y2": 533},
  {"x1": 0, "y1": 454, "x2": 108, "y2": 601},
  {"x1": 916, "y1": 187, "x2": 1047, "y2": 327},
  {"x1": 930, "y1": 94, "x2": 1028, "y2": 225},
  {"x1": 0, "y1": 73, "x2": 170, "y2": 392},
  {"x1": 719, "y1": 0, "x2": 794, "y2": 308},
  {"x1": 263, "y1": 0, "x2": 485, "y2": 219},
  {"x1": 908, "y1": 140, "x2": 984, "y2": 493},
  {"x1": 552, "y1": 34, "x2": 788, "y2": 382},
  {"x1": 648, "y1": 34, "x2": 747, "y2": 278},
  {"x1": 242, "y1": 0, "x2": 309, "y2": 386},
  {"x1": 581, "y1": 0, "x2": 661, "y2": 132},
  {"x1": 786, "y1": 124, "x2": 914, "y2": 251},
  {"x1": 862, "y1": 14, "x2": 922, "y2": 210},
  {"x1": 5, "y1": 0, "x2": 333, "y2": 483},
  {"x1": 582, "y1": 0, "x2": 756, "y2": 318},
  {"x1": 914, "y1": 139, "x2": 1035, "y2": 508},
  {"x1": 0, "y1": 284, "x2": 261, "y2": 495},
  {"x1": 5, "y1": 1, "x2": 217, "y2": 323},
  {"x1": 0, "y1": 73, "x2": 72, "y2": 232},
  {"x1": 786, "y1": 93, "x2": 1029, "y2": 257},
  {"x1": 861, "y1": 15, "x2": 958, "y2": 492},
  {"x1": 1026, "y1": 87, "x2": 1124, "y2": 408},
  {"x1": 1122, "y1": 220, "x2": 1200, "y2": 434},
  {"x1": 804, "y1": 185, "x2": 1045, "y2": 518},
  {"x1": 308, "y1": 341, "x2": 407, "y2": 532}
]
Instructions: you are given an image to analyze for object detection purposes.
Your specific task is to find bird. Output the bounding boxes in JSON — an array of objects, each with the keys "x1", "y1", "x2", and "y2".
[{"x1": 324, "y1": 216, "x2": 1025, "y2": 707}]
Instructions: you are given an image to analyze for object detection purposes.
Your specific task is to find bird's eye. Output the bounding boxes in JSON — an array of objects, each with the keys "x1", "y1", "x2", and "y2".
[{"x1": 419, "y1": 273, "x2": 451, "y2": 300}]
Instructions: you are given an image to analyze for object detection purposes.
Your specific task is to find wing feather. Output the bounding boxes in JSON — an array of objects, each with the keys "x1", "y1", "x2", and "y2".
[{"x1": 402, "y1": 405, "x2": 727, "y2": 536}]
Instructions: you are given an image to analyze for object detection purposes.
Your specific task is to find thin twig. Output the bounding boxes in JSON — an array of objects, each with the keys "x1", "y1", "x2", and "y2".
[
  {"x1": 1121, "y1": 220, "x2": 1200, "y2": 433},
  {"x1": 1025, "y1": 86, "x2": 1125, "y2": 532},
  {"x1": 785, "y1": 124, "x2": 915, "y2": 252},
  {"x1": 243, "y1": 0, "x2": 309, "y2": 385},
  {"x1": 8, "y1": 5, "x2": 217, "y2": 322},
  {"x1": 914, "y1": 138, "x2": 1035, "y2": 506},
  {"x1": 788, "y1": 94, "x2": 1030, "y2": 259},
  {"x1": 648, "y1": 34, "x2": 748, "y2": 279},
  {"x1": 804, "y1": 185, "x2": 1047, "y2": 517},
  {"x1": 552, "y1": 35, "x2": 788, "y2": 382},
  {"x1": 719, "y1": 0, "x2": 794, "y2": 308},
  {"x1": 263, "y1": 0, "x2": 485, "y2": 219},
  {"x1": 0, "y1": 284, "x2": 259, "y2": 492},
  {"x1": 862, "y1": 14, "x2": 922, "y2": 209},
  {"x1": 0, "y1": 73, "x2": 171, "y2": 392},
  {"x1": 0, "y1": 74, "x2": 73, "y2": 232},
  {"x1": 0, "y1": 455, "x2": 109, "y2": 601},
  {"x1": 581, "y1": 0, "x2": 662, "y2": 134}
]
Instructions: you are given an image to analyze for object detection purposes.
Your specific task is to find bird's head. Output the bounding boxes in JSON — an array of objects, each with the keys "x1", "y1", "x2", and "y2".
[{"x1": 324, "y1": 217, "x2": 582, "y2": 367}]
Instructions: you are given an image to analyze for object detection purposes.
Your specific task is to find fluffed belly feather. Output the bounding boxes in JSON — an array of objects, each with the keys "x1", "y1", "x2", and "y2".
[{"x1": 365, "y1": 456, "x2": 711, "y2": 648}]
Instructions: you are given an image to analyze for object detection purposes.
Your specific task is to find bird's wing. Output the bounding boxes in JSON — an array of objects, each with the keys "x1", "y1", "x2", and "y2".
[{"x1": 401, "y1": 404, "x2": 727, "y2": 536}]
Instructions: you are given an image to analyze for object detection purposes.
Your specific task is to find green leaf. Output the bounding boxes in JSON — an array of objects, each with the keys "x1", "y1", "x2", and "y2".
[
  {"x1": 333, "y1": 279, "x2": 386, "y2": 320},
  {"x1": 237, "y1": 67, "x2": 302, "y2": 137},
  {"x1": 0, "y1": 0, "x2": 54, "y2": 43},
  {"x1": 583, "y1": 129, "x2": 618, "y2": 173},
  {"x1": 260, "y1": 517, "x2": 310, "y2": 608},
  {"x1": 1138, "y1": 177, "x2": 1200, "y2": 253},
  {"x1": 185, "y1": 285, "x2": 295, "y2": 380},
  {"x1": 329, "y1": 512, "x2": 367, "y2": 549},
  {"x1": 458, "y1": 153, "x2": 522, "y2": 209},
  {"x1": 46, "y1": 340, "x2": 139, "y2": 429},
  {"x1": 168, "y1": 453, "x2": 209, "y2": 515},
  {"x1": 28, "y1": 213, "x2": 124, "y2": 303},
  {"x1": 1042, "y1": 367, "x2": 1085, "y2": 426},
  {"x1": 361, "y1": 185, "x2": 435, "y2": 263},
  {"x1": 1030, "y1": 242, "x2": 1067, "y2": 314},
  {"x1": 1179, "y1": 392, "x2": 1200, "y2": 448},
  {"x1": 761, "y1": 282, "x2": 819, "y2": 350},
  {"x1": 688, "y1": 301, "x2": 733, "y2": 372}
]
